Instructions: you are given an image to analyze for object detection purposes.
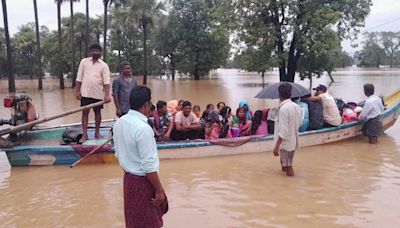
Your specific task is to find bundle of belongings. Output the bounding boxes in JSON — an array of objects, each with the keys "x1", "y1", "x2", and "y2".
[{"x1": 61, "y1": 127, "x2": 83, "y2": 145}]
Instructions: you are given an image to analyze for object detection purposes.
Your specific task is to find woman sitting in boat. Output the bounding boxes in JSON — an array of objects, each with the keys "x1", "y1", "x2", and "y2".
[
  {"x1": 167, "y1": 100, "x2": 180, "y2": 117},
  {"x1": 205, "y1": 111, "x2": 222, "y2": 140},
  {"x1": 153, "y1": 100, "x2": 174, "y2": 141},
  {"x1": 250, "y1": 110, "x2": 268, "y2": 136},
  {"x1": 206, "y1": 103, "x2": 214, "y2": 111},
  {"x1": 233, "y1": 107, "x2": 252, "y2": 136},
  {"x1": 205, "y1": 110, "x2": 232, "y2": 140},
  {"x1": 239, "y1": 100, "x2": 253, "y2": 120},
  {"x1": 217, "y1": 101, "x2": 226, "y2": 111},
  {"x1": 219, "y1": 106, "x2": 233, "y2": 138}
]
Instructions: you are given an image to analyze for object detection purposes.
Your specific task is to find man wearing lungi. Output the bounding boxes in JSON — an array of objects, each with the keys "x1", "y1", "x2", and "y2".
[
  {"x1": 359, "y1": 84, "x2": 385, "y2": 144},
  {"x1": 113, "y1": 86, "x2": 168, "y2": 227},
  {"x1": 273, "y1": 83, "x2": 302, "y2": 176}
]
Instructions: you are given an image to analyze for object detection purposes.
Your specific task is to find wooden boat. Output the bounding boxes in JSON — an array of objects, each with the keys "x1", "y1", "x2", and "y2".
[{"x1": 2, "y1": 90, "x2": 400, "y2": 166}]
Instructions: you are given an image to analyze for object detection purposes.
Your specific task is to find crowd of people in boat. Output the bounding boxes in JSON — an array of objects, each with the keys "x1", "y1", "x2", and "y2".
[
  {"x1": 143, "y1": 84, "x2": 384, "y2": 142},
  {"x1": 74, "y1": 45, "x2": 384, "y2": 144}
]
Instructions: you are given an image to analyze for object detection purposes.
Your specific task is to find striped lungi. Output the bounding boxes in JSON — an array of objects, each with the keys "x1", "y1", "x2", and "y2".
[
  {"x1": 362, "y1": 116, "x2": 382, "y2": 137},
  {"x1": 124, "y1": 172, "x2": 168, "y2": 228}
]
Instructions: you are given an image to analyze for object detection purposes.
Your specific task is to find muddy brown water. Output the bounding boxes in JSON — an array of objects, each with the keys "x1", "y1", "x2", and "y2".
[{"x1": 0, "y1": 69, "x2": 400, "y2": 227}]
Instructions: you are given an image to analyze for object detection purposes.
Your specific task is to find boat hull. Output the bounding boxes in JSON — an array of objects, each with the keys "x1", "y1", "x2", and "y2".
[{"x1": 3, "y1": 100, "x2": 400, "y2": 166}]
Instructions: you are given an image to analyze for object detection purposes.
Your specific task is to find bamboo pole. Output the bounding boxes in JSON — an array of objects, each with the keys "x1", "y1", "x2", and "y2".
[{"x1": 0, "y1": 101, "x2": 105, "y2": 136}]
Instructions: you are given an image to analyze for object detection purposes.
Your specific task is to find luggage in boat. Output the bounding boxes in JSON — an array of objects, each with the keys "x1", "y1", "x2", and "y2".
[{"x1": 61, "y1": 127, "x2": 83, "y2": 145}]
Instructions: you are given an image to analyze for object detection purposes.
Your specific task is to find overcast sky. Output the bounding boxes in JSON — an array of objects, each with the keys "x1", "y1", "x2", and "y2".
[{"x1": 1, "y1": 0, "x2": 400, "y2": 54}]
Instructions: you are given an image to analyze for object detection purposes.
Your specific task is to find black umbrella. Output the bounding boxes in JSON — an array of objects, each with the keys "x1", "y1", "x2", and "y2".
[{"x1": 255, "y1": 82, "x2": 310, "y2": 99}]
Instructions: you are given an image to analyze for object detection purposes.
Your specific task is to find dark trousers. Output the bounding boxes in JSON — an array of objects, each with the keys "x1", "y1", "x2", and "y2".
[{"x1": 171, "y1": 129, "x2": 203, "y2": 140}]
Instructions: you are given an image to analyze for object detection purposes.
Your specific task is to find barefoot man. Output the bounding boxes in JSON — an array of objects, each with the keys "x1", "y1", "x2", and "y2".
[
  {"x1": 113, "y1": 86, "x2": 168, "y2": 227},
  {"x1": 76, "y1": 44, "x2": 111, "y2": 142},
  {"x1": 273, "y1": 83, "x2": 302, "y2": 176}
]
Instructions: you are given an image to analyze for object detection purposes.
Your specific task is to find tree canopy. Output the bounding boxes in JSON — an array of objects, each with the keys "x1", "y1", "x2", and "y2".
[{"x1": 1, "y1": 0, "x2": 373, "y2": 88}]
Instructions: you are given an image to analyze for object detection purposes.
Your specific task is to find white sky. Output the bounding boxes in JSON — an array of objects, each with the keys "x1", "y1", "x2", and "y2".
[{"x1": 1, "y1": 0, "x2": 400, "y2": 55}]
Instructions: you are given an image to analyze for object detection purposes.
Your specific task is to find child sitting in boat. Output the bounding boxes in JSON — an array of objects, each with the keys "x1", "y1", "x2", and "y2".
[
  {"x1": 251, "y1": 110, "x2": 268, "y2": 136},
  {"x1": 233, "y1": 107, "x2": 252, "y2": 136},
  {"x1": 193, "y1": 105, "x2": 201, "y2": 121}
]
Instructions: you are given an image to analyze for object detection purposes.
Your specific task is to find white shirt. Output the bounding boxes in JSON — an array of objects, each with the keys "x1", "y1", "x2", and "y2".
[
  {"x1": 113, "y1": 110, "x2": 159, "y2": 176},
  {"x1": 319, "y1": 92, "x2": 342, "y2": 126},
  {"x1": 274, "y1": 99, "x2": 302, "y2": 151},
  {"x1": 359, "y1": 95, "x2": 384, "y2": 122},
  {"x1": 76, "y1": 57, "x2": 111, "y2": 100}
]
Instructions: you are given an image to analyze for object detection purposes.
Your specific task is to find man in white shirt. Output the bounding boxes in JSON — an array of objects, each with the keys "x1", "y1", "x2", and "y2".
[
  {"x1": 273, "y1": 83, "x2": 302, "y2": 177},
  {"x1": 76, "y1": 44, "x2": 111, "y2": 142},
  {"x1": 172, "y1": 101, "x2": 203, "y2": 140},
  {"x1": 359, "y1": 84, "x2": 385, "y2": 144},
  {"x1": 113, "y1": 86, "x2": 168, "y2": 227},
  {"x1": 306, "y1": 84, "x2": 342, "y2": 127}
]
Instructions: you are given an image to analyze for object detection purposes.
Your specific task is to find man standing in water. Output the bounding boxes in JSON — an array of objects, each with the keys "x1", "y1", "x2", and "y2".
[
  {"x1": 113, "y1": 86, "x2": 168, "y2": 228},
  {"x1": 112, "y1": 61, "x2": 137, "y2": 117},
  {"x1": 273, "y1": 83, "x2": 302, "y2": 176},
  {"x1": 76, "y1": 44, "x2": 111, "y2": 142},
  {"x1": 359, "y1": 83, "x2": 384, "y2": 144}
]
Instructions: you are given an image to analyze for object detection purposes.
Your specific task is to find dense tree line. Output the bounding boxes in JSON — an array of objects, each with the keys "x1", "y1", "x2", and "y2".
[
  {"x1": 1, "y1": 0, "x2": 371, "y2": 92},
  {"x1": 355, "y1": 32, "x2": 400, "y2": 68}
]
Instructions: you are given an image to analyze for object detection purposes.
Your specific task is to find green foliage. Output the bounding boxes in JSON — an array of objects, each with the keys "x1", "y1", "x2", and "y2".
[
  {"x1": 2, "y1": 0, "x2": 372, "y2": 87},
  {"x1": 12, "y1": 23, "x2": 38, "y2": 77},
  {"x1": 229, "y1": 0, "x2": 371, "y2": 82},
  {"x1": 298, "y1": 28, "x2": 341, "y2": 80},
  {"x1": 356, "y1": 32, "x2": 387, "y2": 68},
  {"x1": 168, "y1": 0, "x2": 230, "y2": 80},
  {"x1": 334, "y1": 51, "x2": 354, "y2": 68}
]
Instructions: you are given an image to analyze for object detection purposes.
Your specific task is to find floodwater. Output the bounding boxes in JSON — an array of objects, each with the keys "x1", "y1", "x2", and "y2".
[{"x1": 0, "y1": 68, "x2": 400, "y2": 227}]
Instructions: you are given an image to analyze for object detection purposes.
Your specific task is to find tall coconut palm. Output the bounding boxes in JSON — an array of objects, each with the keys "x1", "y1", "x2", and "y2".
[
  {"x1": 85, "y1": 0, "x2": 89, "y2": 57},
  {"x1": 55, "y1": 0, "x2": 75, "y2": 89},
  {"x1": 103, "y1": 0, "x2": 113, "y2": 62},
  {"x1": 120, "y1": 0, "x2": 165, "y2": 84},
  {"x1": 111, "y1": 0, "x2": 123, "y2": 66},
  {"x1": 33, "y1": 0, "x2": 43, "y2": 90},
  {"x1": 55, "y1": 0, "x2": 63, "y2": 89},
  {"x1": 1, "y1": 0, "x2": 15, "y2": 92},
  {"x1": 90, "y1": 16, "x2": 103, "y2": 44},
  {"x1": 70, "y1": 0, "x2": 80, "y2": 88}
]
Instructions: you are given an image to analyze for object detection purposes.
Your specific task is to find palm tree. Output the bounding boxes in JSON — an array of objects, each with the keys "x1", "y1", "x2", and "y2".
[
  {"x1": 56, "y1": 0, "x2": 63, "y2": 89},
  {"x1": 91, "y1": 16, "x2": 103, "y2": 44},
  {"x1": 111, "y1": 0, "x2": 123, "y2": 66},
  {"x1": 55, "y1": 0, "x2": 69, "y2": 89},
  {"x1": 85, "y1": 0, "x2": 89, "y2": 57},
  {"x1": 33, "y1": 0, "x2": 43, "y2": 90},
  {"x1": 70, "y1": 0, "x2": 80, "y2": 88},
  {"x1": 103, "y1": 0, "x2": 113, "y2": 62},
  {"x1": 120, "y1": 0, "x2": 165, "y2": 84},
  {"x1": 1, "y1": 0, "x2": 15, "y2": 92}
]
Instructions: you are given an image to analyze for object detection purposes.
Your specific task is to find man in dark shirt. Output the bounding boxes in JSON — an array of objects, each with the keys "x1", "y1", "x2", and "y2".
[{"x1": 112, "y1": 62, "x2": 137, "y2": 117}]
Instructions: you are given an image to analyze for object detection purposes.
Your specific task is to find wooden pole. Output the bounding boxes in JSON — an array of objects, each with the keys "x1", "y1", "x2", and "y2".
[
  {"x1": 70, "y1": 138, "x2": 112, "y2": 168},
  {"x1": 0, "y1": 101, "x2": 105, "y2": 136}
]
